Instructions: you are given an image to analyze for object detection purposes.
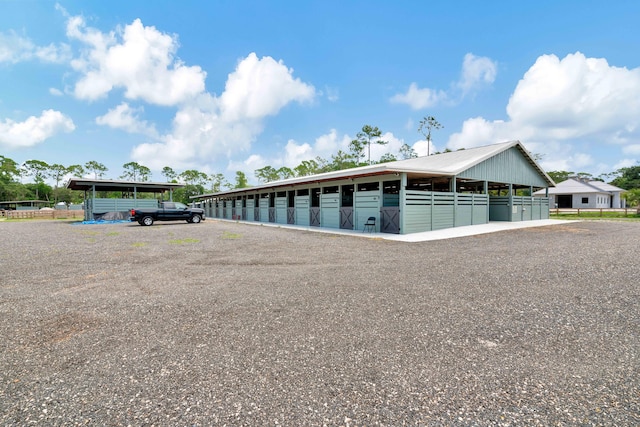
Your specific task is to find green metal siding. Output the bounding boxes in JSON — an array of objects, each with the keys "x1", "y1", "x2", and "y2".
[
  {"x1": 404, "y1": 192, "x2": 433, "y2": 234},
  {"x1": 246, "y1": 199, "x2": 255, "y2": 220},
  {"x1": 295, "y1": 196, "x2": 310, "y2": 226},
  {"x1": 275, "y1": 196, "x2": 287, "y2": 224},
  {"x1": 489, "y1": 196, "x2": 550, "y2": 221},
  {"x1": 489, "y1": 197, "x2": 511, "y2": 221},
  {"x1": 91, "y1": 198, "x2": 158, "y2": 214},
  {"x1": 459, "y1": 147, "x2": 548, "y2": 187},
  {"x1": 320, "y1": 193, "x2": 340, "y2": 228},
  {"x1": 354, "y1": 191, "x2": 380, "y2": 232},
  {"x1": 259, "y1": 197, "x2": 269, "y2": 220},
  {"x1": 403, "y1": 191, "x2": 489, "y2": 233},
  {"x1": 432, "y1": 193, "x2": 455, "y2": 230},
  {"x1": 225, "y1": 201, "x2": 232, "y2": 219}
]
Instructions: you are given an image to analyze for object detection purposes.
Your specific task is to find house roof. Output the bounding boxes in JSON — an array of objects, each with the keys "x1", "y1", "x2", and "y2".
[
  {"x1": 66, "y1": 178, "x2": 185, "y2": 193},
  {"x1": 195, "y1": 140, "x2": 554, "y2": 199},
  {"x1": 587, "y1": 181, "x2": 625, "y2": 193},
  {"x1": 533, "y1": 178, "x2": 625, "y2": 195}
]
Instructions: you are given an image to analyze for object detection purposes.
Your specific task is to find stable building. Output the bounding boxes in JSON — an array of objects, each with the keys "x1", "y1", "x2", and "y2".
[{"x1": 193, "y1": 141, "x2": 555, "y2": 235}]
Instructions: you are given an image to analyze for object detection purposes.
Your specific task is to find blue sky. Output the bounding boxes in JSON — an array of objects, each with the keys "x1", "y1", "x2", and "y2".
[{"x1": 1, "y1": 0, "x2": 639, "y2": 185}]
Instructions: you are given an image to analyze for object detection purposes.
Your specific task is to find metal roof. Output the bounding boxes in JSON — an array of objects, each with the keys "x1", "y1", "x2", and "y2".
[
  {"x1": 534, "y1": 178, "x2": 625, "y2": 195},
  {"x1": 194, "y1": 140, "x2": 554, "y2": 199},
  {"x1": 66, "y1": 178, "x2": 185, "y2": 192}
]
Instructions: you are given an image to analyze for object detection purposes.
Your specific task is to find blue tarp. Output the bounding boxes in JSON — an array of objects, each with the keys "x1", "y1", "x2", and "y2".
[{"x1": 72, "y1": 219, "x2": 131, "y2": 225}]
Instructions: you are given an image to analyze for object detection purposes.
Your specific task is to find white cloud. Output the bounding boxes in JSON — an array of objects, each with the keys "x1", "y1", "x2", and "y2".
[
  {"x1": 230, "y1": 129, "x2": 348, "y2": 179},
  {"x1": 130, "y1": 53, "x2": 316, "y2": 170},
  {"x1": 283, "y1": 139, "x2": 314, "y2": 167},
  {"x1": 613, "y1": 158, "x2": 638, "y2": 169},
  {"x1": 446, "y1": 52, "x2": 640, "y2": 172},
  {"x1": 219, "y1": 52, "x2": 315, "y2": 121},
  {"x1": 390, "y1": 53, "x2": 497, "y2": 109},
  {"x1": 457, "y1": 53, "x2": 497, "y2": 94},
  {"x1": 506, "y1": 52, "x2": 640, "y2": 140},
  {"x1": 67, "y1": 16, "x2": 206, "y2": 105},
  {"x1": 227, "y1": 154, "x2": 267, "y2": 179},
  {"x1": 0, "y1": 30, "x2": 70, "y2": 64},
  {"x1": 243, "y1": 130, "x2": 406, "y2": 176},
  {"x1": 447, "y1": 117, "x2": 519, "y2": 150},
  {"x1": 96, "y1": 102, "x2": 158, "y2": 137},
  {"x1": 0, "y1": 110, "x2": 75, "y2": 148},
  {"x1": 49, "y1": 88, "x2": 63, "y2": 96},
  {"x1": 370, "y1": 131, "x2": 403, "y2": 161},
  {"x1": 314, "y1": 128, "x2": 350, "y2": 155},
  {"x1": 623, "y1": 144, "x2": 640, "y2": 155},
  {"x1": 413, "y1": 139, "x2": 437, "y2": 157},
  {"x1": 324, "y1": 85, "x2": 339, "y2": 102},
  {"x1": 390, "y1": 83, "x2": 447, "y2": 110}
]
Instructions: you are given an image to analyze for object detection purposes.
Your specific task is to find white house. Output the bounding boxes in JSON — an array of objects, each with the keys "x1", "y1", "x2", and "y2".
[{"x1": 534, "y1": 178, "x2": 626, "y2": 208}]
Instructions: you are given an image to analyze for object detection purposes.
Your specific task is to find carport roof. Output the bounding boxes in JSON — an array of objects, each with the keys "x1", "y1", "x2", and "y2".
[
  {"x1": 194, "y1": 140, "x2": 554, "y2": 199},
  {"x1": 66, "y1": 178, "x2": 185, "y2": 193}
]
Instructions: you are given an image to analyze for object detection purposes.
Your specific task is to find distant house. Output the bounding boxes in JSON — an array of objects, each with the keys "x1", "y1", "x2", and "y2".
[{"x1": 534, "y1": 178, "x2": 626, "y2": 208}]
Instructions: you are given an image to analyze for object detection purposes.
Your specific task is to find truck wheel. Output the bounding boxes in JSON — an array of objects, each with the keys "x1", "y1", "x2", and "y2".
[
  {"x1": 191, "y1": 214, "x2": 201, "y2": 224},
  {"x1": 141, "y1": 216, "x2": 154, "y2": 226}
]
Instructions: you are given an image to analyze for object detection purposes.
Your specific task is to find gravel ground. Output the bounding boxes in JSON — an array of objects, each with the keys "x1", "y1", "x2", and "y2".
[{"x1": 0, "y1": 219, "x2": 638, "y2": 426}]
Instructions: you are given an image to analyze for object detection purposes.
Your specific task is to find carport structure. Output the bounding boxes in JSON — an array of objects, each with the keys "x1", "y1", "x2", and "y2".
[
  {"x1": 66, "y1": 178, "x2": 185, "y2": 221},
  {"x1": 193, "y1": 141, "x2": 555, "y2": 235}
]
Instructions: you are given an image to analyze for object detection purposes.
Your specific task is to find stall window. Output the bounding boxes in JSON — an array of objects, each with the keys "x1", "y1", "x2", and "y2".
[
  {"x1": 323, "y1": 186, "x2": 339, "y2": 194},
  {"x1": 311, "y1": 188, "x2": 320, "y2": 207},
  {"x1": 357, "y1": 182, "x2": 379, "y2": 191}
]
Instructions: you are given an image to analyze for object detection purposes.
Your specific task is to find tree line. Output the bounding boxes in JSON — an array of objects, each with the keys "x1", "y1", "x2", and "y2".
[
  {"x1": 0, "y1": 121, "x2": 439, "y2": 205},
  {"x1": 2, "y1": 118, "x2": 640, "y2": 206}
]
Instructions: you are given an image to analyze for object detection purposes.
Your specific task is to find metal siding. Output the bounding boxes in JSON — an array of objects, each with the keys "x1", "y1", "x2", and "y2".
[
  {"x1": 320, "y1": 193, "x2": 340, "y2": 228},
  {"x1": 455, "y1": 194, "x2": 474, "y2": 226},
  {"x1": 404, "y1": 191, "x2": 433, "y2": 233},
  {"x1": 246, "y1": 199, "x2": 255, "y2": 221},
  {"x1": 489, "y1": 196, "x2": 544, "y2": 221},
  {"x1": 355, "y1": 191, "x2": 380, "y2": 232},
  {"x1": 295, "y1": 196, "x2": 310, "y2": 226},
  {"x1": 459, "y1": 147, "x2": 549, "y2": 187},
  {"x1": 432, "y1": 193, "x2": 455, "y2": 230},
  {"x1": 275, "y1": 197, "x2": 287, "y2": 224},
  {"x1": 259, "y1": 198, "x2": 269, "y2": 221},
  {"x1": 92, "y1": 198, "x2": 158, "y2": 214},
  {"x1": 489, "y1": 196, "x2": 511, "y2": 221}
]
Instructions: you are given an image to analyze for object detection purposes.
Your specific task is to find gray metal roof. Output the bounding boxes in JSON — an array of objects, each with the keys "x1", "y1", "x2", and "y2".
[
  {"x1": 66, "y1": 178, "x2": 185, "y2": 192},
  {"x1": 195, "y1": 140, "x2": 554, "y2": 199},
  {"x1": 534, "y1": 178, "x2": 625, "y2": 195}
]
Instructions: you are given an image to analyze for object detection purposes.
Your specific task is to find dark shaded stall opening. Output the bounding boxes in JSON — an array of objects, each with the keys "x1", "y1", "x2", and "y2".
[
  {"x1": 310, "y1": 188, "x2": 321, "y2": 226},
  {"x1": 340, "y1": 184, "x2": 354, "y2": 229}
]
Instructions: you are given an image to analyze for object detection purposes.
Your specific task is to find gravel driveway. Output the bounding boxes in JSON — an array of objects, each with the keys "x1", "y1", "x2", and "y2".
[{"x1": 1, "y1": 219, "x2": 638, "y2": 426}]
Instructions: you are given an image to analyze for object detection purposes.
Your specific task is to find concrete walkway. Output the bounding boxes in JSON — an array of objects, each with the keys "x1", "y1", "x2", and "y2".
[{"x1": 213, "y1": 218, "x2": 578, "y2": 243}]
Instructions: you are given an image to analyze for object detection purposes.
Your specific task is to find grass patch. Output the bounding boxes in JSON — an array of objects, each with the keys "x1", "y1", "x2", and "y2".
[
  {"x1": 221, "y1": 231, "x2": 242, "y2": 239},
  {"x1": 168, "y1": 238, "x2": 200, "y2": 244},
  {"x1": 550, "y1": 212, "x2": 640, "y2": 220},
  {"x1": 132, "y1": 242, "x2": 147, "y2": 247},
  {"x1": 106, "y1": 231, "x2": 120, "y2": 236}
]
